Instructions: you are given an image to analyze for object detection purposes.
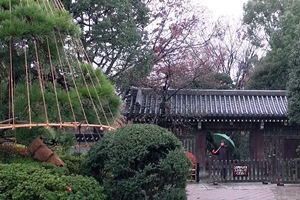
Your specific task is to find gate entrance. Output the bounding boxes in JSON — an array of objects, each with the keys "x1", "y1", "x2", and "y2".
[{"x1": 124, "y1": 87, "x2": 300, "y2": 183}]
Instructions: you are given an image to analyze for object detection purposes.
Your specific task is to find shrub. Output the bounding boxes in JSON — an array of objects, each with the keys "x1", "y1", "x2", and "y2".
[
  {"x1": 83, "y1": 124, "x2": 191, "y2": 200},
  {"x1": 59, "y1": 154, "x2": 85, "y2": 175},
  {"x1": 0, "y1": 162, "x2": 105, "y2": 200},
  {"x1": 0, "y1": 145, "x2": 28, "y2": 162}
]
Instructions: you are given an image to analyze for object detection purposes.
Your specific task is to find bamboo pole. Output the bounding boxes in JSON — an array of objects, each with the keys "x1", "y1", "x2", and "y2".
[
  {"x1": 0, "y1": 123, "x2": 115, "y2": 130},
  {"x1": 0, "y1": 118, "x2": 17, "y2": 124}
]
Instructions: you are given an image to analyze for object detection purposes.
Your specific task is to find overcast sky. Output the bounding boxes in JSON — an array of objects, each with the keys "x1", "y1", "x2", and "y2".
[{"x1": 197, "y1": 0, "x2": 248, "y2": 20}]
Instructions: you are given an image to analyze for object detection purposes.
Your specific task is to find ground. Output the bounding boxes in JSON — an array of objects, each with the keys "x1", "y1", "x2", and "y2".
[{"x1": 187, "y1": 181, "x2": 300, "y2": 200}]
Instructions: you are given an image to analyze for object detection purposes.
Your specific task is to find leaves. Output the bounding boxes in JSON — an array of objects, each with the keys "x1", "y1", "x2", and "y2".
[
  {"x1": 10, "y1": 65, "x2": 121, "y2": 125},
  {"x1": 83, "y1": 124, "x2": 190, "y2": 200},
  {"x1": 0, "y1": 162, "x2": 105, "y2": 200},
  {"x1": 243, "y1": 0, "x2": 286, "y2": 48},
  {"x1": 62, "y1": 0, "x2": 152, "y2": 90},
  {"x1": 0, "y1": 0, "x2": 80, "y2": 39},
  {"x1": 244, "y1": 0, "x2": 300, "y2": 122},
  {"x1": 243, "y1": 0, "x2": 298, "y2": 90}
]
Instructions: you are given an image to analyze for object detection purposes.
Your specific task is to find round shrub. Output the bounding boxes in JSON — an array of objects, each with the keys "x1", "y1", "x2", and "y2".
[
  {"x1": 59, "y1": 154, "x2": 85, "y2": 175},
  {"x1": 0, "y1": 162, "x2": 105, "y2": 200},
  {"x1": 83, "y1": 124, "x2": 191, "y2": 200}
]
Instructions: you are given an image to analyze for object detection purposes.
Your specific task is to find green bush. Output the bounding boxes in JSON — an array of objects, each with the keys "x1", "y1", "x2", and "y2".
[
  {"x1": 0, "y1": 146, "x2": 26, "y2": 163},
  {"x1": 83, "y1": 124, "x2": 191, "y2": 200},
  {"x1": 0, "y1": 162, "x2": 105, "y2": 200},
  {"x1": 59, "y1": 154, "x2": 85, "y2": 175}
]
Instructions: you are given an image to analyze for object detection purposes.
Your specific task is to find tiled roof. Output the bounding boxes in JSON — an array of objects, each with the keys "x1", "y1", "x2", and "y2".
[{"x1": 124, "y1": 87, "x2": 288, "y2": 120}]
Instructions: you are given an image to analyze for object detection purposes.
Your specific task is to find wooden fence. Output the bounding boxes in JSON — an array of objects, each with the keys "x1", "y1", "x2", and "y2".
[
  {"x1": 207, "y1": 155, "x2": 300, "y2": 183},
  {"x1": 188, "y1": 163, "x2": 200, "y2": 182}
]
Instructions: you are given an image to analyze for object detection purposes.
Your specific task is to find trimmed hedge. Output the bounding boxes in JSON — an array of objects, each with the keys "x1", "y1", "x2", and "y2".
[
  {"x1": 59, "y1": 154, "x2": 85, "y2": 175},
  {"x1": 0, "y1": 162, "x2": 105, "y2": 200},
  {"x1": 83, "y1": 124, "x2": 191, "y2": 200}
]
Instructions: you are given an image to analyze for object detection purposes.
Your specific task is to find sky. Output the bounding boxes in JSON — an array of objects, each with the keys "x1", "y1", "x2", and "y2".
[{"x1": 196, "y1": 0, "x2": 249, "y2": 20}]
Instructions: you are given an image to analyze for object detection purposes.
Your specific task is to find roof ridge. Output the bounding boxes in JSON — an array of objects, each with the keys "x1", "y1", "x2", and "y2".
[{"x1": 131, "y1": 87, "x2": 287, "y2": 96}]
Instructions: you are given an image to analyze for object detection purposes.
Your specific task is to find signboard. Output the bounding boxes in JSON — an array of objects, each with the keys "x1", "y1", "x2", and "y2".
[{"x1": 233, "y1": 165, "x2": 248, "y2": 176}]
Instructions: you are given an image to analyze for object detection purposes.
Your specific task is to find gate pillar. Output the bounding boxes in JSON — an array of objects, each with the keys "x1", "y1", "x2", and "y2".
[
  {"x1": 195, "y1": 131, "x2": 207, "y2": 174},
  {"x1": 250, "y1": 130, "x2": 265, "y2": 159}
]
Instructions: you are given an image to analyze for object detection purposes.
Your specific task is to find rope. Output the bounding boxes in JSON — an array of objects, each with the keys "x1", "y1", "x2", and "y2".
[
  {"x1": 73, "y1": 38, "x2": 115, "y2": 142},
  {"x1": 23, "y1": 43, "x2": 32, "y2": 127},
  {"x1": 57, "y1": 31, "x2": 90, "y2": 146},
  {"x1": 43, "y1": 0, "x2": 55, "y2": 15},
  {"x1": 1, "y1": 0, "x2": 117, "y2": 135},
  {"x1": 57, "y1": 32, "x2": 89, "y2": 125},
  {"x1": 73, "y1": 55, "x2": 102, "y2": 144},
  {"x1": 33, "y1": 41, "x2": 49, "y2": 126},
  {"x1": 47, "y1": 38, "x2": 63, "y2": 126},
  {"x1": 77, "y1": 39, "x2": 116, "y2": 125},
  {"x1": 8, "y1": 0, "x2": 13, "y2": 127},
  {"x1": 53, "y1": 0, "x2": 64, "y2": 10},
  {"x1": 9, "y1": 39, "x2": 14, "y2": 127},
  {"x1": 53, "y1": 32, "x2": 77, "y2": 122},
  {"x1": 35, "y1": 0, "x2": 40, "y2": 6},
  {"x1": 71, "y1": 39, "x2": 103, "y2": 125},
  {"x1": 46, "y1": 0, "x2": 115, "y2": 130},
  {"x1": 42, "y1": 0, "x2": 93, "y2": 146},
  {"x1": 51, "y1": 0, "x2": 60, "y2": 9},
  {"x1": 69, "y1": 38, "x2": 105, "y2": 144},
  {"x1": 52, "y1": 30, "x2": 91, "y2": 147}
]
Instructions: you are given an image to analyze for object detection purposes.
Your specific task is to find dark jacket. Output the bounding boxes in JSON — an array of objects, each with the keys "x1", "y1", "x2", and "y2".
[{"x1": 216, "y1": 146, "x2": 229, "y2": 162}]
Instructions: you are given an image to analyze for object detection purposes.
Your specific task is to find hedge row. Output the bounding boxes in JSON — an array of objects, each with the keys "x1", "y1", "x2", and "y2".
[{"x1": 0, "y1": 162, "x2": 105, "y2": 200}]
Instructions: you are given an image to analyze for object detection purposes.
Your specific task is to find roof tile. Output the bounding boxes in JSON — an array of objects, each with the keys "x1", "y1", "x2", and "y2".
[{"x1": 124, "y1": 88, "x2": 288, "y2": 119}]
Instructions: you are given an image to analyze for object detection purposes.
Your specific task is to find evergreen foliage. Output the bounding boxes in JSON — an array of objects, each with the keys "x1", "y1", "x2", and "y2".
[
  {"x1": 244, "y1": 0, "x2": 300, "y2": 90},
  {"x1": 58, "y1": 154, "x2": 85, "y2": 175},
  {"x1": 288, "y1": 41, "x2": 300, "y2": 124},
  {"x1": 246, "y1": 57, "x2": 287, "y2": 90},
  {"x1": 83, "y1": 124, "x2": 191, "y2": 200},
  {"x1": 11, "y1": 64, "x2": 120, "y2": 125},
  {"x1": 243, "y1": 0, "x2": 286, "y2": 47},
  {"x1": 62, "y1": 0, "x2": 153, "y2": 91},
  {"x1": 243, "y1": 0, "x2": 287, "y2": 89},
  {"x1": 0, "y1": 0, "x2": 121, "y2": 146},
  {"x1": 0, "y1": 148, "x2": 103, "y2": 199},
  {"x1": 0, "y1": 162, "x2": 105, "y2": 200},
  {"x1": 190, "y1": 72, "x2": 233, "y2": 89},
  {"x1": 0, "y1": 0, "x2": 80, "y2": 38}
]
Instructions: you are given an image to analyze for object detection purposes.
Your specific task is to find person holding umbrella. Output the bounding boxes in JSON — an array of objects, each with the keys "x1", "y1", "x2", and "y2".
[{"x1": 212, "y1": 140, "x2": 229, "y2": 180}]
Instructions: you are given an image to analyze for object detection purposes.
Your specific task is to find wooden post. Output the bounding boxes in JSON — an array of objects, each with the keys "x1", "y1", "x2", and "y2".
[
  {"x1": 195, "y1": 131, "x2": 206, "y2": 174},
  {"x1": 208, "y1": 156, "x2": 212, "y2": 181},
  {"x1": 271, "y1": 154, "x2": 276, "y2": 183},
  {"x1": 196, "y1": 163, "x2": 200, "y2": 182},
  {"x1": 250, "y1": 131, "x2": 265, "y2": 159},
  {"x1": 267, "y1": 155, "x2": 272, "y2": 182}
]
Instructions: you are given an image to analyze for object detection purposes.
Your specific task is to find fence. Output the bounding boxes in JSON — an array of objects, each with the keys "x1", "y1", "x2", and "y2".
[
  {"x1": 207, "y1": 155, "x2": 300, "y2": 183},
  {"x1": 188, "y1": 163, "x2": 200, "y2": 182}
]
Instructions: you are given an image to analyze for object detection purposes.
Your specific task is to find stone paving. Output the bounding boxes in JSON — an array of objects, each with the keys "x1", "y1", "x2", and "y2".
[{"x1": 187, "y1": 181, "x2": 300, "y2": 200}]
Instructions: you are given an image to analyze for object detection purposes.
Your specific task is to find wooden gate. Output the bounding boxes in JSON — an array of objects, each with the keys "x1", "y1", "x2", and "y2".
[
  {"x1": 208, "y1": 155, "x2": 300, "y2": 183},
  {"x1": 170, "y1": 127, "x2": 196, "y2": 156}
]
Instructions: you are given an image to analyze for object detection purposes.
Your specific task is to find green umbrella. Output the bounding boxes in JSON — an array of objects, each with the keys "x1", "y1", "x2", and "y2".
[{"x1": 212, "y1": 133, "x2": 235, "y2": 152}]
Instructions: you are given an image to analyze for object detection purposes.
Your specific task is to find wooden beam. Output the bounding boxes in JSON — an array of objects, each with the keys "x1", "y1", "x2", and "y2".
[{"x1": 0, "y1": 123, "x2": 115, "y2": 130}]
